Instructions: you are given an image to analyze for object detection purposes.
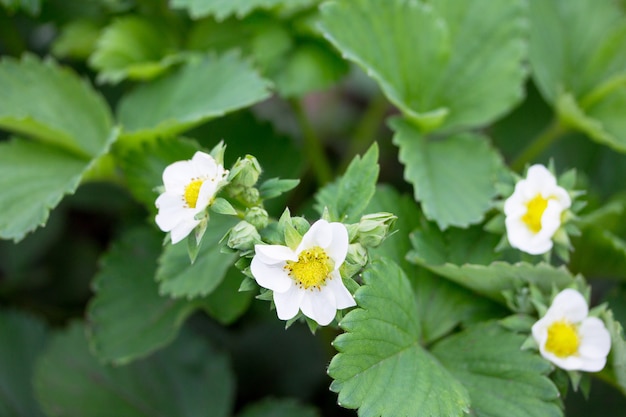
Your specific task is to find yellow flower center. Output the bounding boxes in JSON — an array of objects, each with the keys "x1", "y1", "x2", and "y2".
[
  {"x1": 285, "y1": 246, "x2": 334, "y2": 289},
  {"x1": 522, "y1": 194, "x2": 549, "y2": 233},
  {"x1": 545, "y1": 320, "x2": 580, "y2": 358},
  {"x1": 184, "y1": 179, "x2": 203, "y2": 208}
]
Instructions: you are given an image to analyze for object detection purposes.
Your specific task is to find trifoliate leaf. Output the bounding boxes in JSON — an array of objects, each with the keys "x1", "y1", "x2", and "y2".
[
  {"x1": 117, "y1": 52, "x2": 271, "y2": 139},
  {"x1": 0, "y1": 310, "x2": 48, "y2": 417},
  {"x1": 87, "y1": 227, "x2": 198, "y2": 365},
  {"x1": 0, "y1": 56, "x2": 116, "y2": 241},
  {"x1": 320, "y1": 0, "x2": 527, "y2": 133},
  {"x1": 409, "y1": 230, "x2": 576, "y2": 303},
  {"x1": 0, "y1": 55, "x2": 114, "y2": 158},
  {"x1": 237, "y1": 398, "x2": 320, "y2": 417},
  {"x1": 391, "y1": 118, "x2": 504, "y2": 229},
  {"x1": 366, "y1": 186, "x2": 504, "y2": 344},
  {"x1": 432, "y1": 322, "x2": 562, "y2": 417},
  {"x1": 0, "y1": 140, "x2": 89, "y2": 242},
  {"x1": 328, "y1": 258, "x2": 471, "y2": 417},
  {"x1": 156, "y1": 214, "x2": 239, "y2": 298},
  {"x1": 529, "y1": 0, "x2": 626, "y2": 152},
  {"x1": 314, "y1": 143, "x2": 379, "y2": 223},
  {"x1": 89, "y1": 16, "x2": 182, "y2": 84},
  {"x1": 34, "y1": 322, "x2": 235, "y2": 417},
  {"x1": 171, "y1": 0, "x2": 303, "y2": 20}
]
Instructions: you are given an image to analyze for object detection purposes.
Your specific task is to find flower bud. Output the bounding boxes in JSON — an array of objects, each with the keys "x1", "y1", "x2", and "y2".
[
  {"x1": 229, "y1": 155, "x2": 262, "y2": 188},
  {"x1": 356, "y1": 212, "x2": 397, "y2": 248},
  {"x1": 341, "y1": 243, "x2": 368, "y2": 278},
  {"x1": 245, "y1": 207, "x2": 269, "y2": 230},
  {"x1": 227, "y1": 221, "x2": 262, "y2": 251}
]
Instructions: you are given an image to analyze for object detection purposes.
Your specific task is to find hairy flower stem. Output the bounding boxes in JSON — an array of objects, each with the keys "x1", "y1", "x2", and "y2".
[
  {"x1": 510, "y1": 119, "x2": 569, "y2": 172},
  {"x1": 290, "y1": 99, "x2": 333, "y2": 185}
]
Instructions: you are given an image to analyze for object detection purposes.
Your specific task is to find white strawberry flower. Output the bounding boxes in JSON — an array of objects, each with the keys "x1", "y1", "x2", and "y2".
[
  {"x1": 250, "y1": 219, "x2": 356, "y2": 326},
  {"x1": 155, "y1": 151, "x2": 228, "y2": 244},
  {"x1": 532, "y1": 289, "x2": 611, "y2": 372},
  {"x1": 504, "y1": 164, "x2": 571, "y2": 255}
]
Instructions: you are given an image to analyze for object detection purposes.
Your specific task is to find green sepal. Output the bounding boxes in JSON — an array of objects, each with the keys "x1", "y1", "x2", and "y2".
[
  {"x1": 210, "y1": 197, "x2": 238, "y2": 216},
  {"x1": 259, "y1": 178, "x2": 300, "y2": 199}
]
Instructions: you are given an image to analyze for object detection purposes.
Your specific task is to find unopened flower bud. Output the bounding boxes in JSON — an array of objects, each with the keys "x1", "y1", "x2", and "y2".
[
  {"x1": 341, "y1": 243, "x2": 368, "y2": 278},
  {"x1": 230, "y1": 155, "x2": 262, "y2": 188},
  {"x1": 357, "y1": 212, "x2": 397, "y2": 248},
  {"x1": 227, "y1": 221, "x2": 261, "y2": 251},
  {"x1": 245, "y1": 207, "x2": 269, "y2": 230},
  {"x1": 240, "y1": 187, "x2": 260, "y2": 206}
]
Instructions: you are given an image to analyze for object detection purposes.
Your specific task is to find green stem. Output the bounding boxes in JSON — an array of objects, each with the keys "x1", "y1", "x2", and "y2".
[
  {"x1": 510, "y1": 119, "x2": 569, "y2": 172},
  {"x1": 341, "y1": 92, "x2": 389, "y2": 171},
  {"x1": 290, "y1": 99, "x2": 333, "y2": 185}
]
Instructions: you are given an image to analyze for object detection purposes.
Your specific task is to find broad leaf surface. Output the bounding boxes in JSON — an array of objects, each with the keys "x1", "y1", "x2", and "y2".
[
  {"x1": 0, "y1": 139, "x2": 93, "y2": 241},
  {"x1": 171, "y1": 0, "x2": 315, "y2": 20},
  {"x1": 87, "y1": 227, "x2": 196, "y2": 365},
  {"x1": 314, "y1": 143, "x2": 379, "y2": 223},
  {"x1": 391, "y1": 118, "x2": 504, "y2": 229},
  {"x1": 156, "y1": 215, "x2": 239, "y2": 298},
  {"x1": 237, "y1": 398, "x2": 320, "y2": 417},
  {"x1": 328, "y1": 258, "x2": 470, "y2": 417},
  {"x1": 366, "y1": 186, "x2": 504, "y2": 344},
  {"x1": 200, "y1": 266, "x2": 254, "y2": 325},
  {"x1": 408, "y1": 230, "x2": 576, "y2": 303},
  {"x1": 0, "y1": 55, "x2": 113, "y2": 158},
  {"x1": 89, "y1": 16, "x2": 182, "y2": 84},
  {"x1": 529, "y1": 0, "x2": 626, "y2": 152},
  {"x1": 601, "y1": 309, "x2": 626, "y2": 394},
  {"x1": 432, "y1": 322, "x2": 562, "y2": 417},
  {"x1": 34, "y1": 322, "x2": 234, "y2": 417},
  {"x1": 117, "y1": 52, "x2": 271, "y2": 139},
  {"x1": 0, "y1": 310, "x2": 48, "y2": 417},
  {"x1": 320, "y1": 0, "x2": 527, "y2": 132}
]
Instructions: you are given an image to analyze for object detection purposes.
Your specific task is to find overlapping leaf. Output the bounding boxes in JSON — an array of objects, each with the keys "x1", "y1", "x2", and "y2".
[
  {"x1": 0, "y1": 310, "x2": 48, "y2": 417},
  {"x1": 408, "y1": 230, "x2": 576, "y2": 303},
  {"x1": 117, "y1": 52, "x2": 271, "y2": 139},
  {"x1": 328, "y1": 258, "x2": 471, "y2": 417},
  {"x1": 35, "y1": 322, "x2": 234, "y2": 417},
  {"x1": 87, "y1": 227, "x2": 196, "y2": 364},
  {"x1": 391, "y1": 118, "x2": 505, "y2": 229},
  {"x1": 89, "y1": 16, "x2": 182, "y2": 84},
  {"x1": 0, "y1": 56, "x2": 115, "y2": 241},
  {"x1": 320, "y1": 0, "x2": 527, "y2": 133},
  {"x1": 432, "y1": 322, "x2": 562, "y2": 417},
  {"x1": 156, "y1": 215, "x2": 239, "y2": 298},
  {"x1": 529, "y1": 0, "x2": 626, "y2": 152},
  {"x1": 314, "y1": 143, "x2": 379, "y2": 223}
]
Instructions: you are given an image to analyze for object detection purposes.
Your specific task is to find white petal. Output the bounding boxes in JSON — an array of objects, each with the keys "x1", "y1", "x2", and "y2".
[
  {"x1": 575, "y1": 356, "x2": 607, "y2": 373},
  {"x1": 162, "y1": 160, "x2": 195, "y2": 193},
  {"x1": 505, "y1": 217, "x2": 553, "y2": 255},
  {"x1": 300, "y1": 288, "x2": 337, "y2": 326},
  {"x1": 155, "y1": 194, "x2": 187, "y2": 231},
  {"x1": 254, "y1": 245, "x2": 298, "y2": 265},
  {"x1": 298, "y1": 219, "x2": 333, "y2": 252},
  {"x1": 195, "y1": 179, "x2": 219, "y2": 210},
  {"x1": 326, "y1": 223, "x2": 349, "y2": 268},
  {"x1": 250, "y1": 255, "x2": 293, "y2": 293},
  {"x1": 551, "y1": 187, "x2": 571, "y2": 209},
  {"x1": 579, "y1": 317, "x2": 611, "y2": 358},
  {"x1": 531, "y1": 317, "x2": 549, "y2": 345},
  {"x1": 273, "y1": 285, "x2": 305, "y2": 320},
  {"x1": 527, "y1": 165, "x2": 556, "y2": 192},
  {"x1": 546, "y1": 289, "x2": 588, "y2": 323},
  {"x1": 326, "y1": 272, "x2": 356, "y2": 309},
  {"x1": 541, "y1": 350, "x2": 586, "y2": 371},
  {"x1": 538, "y1": 199, "x2": 564, "y2": 238},
  {"x1": 170, "y1": 218, "x2": 199, "y2": 244}
]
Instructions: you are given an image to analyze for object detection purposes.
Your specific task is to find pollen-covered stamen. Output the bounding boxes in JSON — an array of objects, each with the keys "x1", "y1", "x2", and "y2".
[
  {"x1": 285, "y1": 246, "x2": 334, "y2": 289},
  {"x1": 545, "y1": 320, "x2": 580, "y2": 358},
  {"x1": 522, "y1": 194, "x2": 549, "y2": 233},
  {"x1": 183, "y1": 179, "x2": 204, "y2": 208}
]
